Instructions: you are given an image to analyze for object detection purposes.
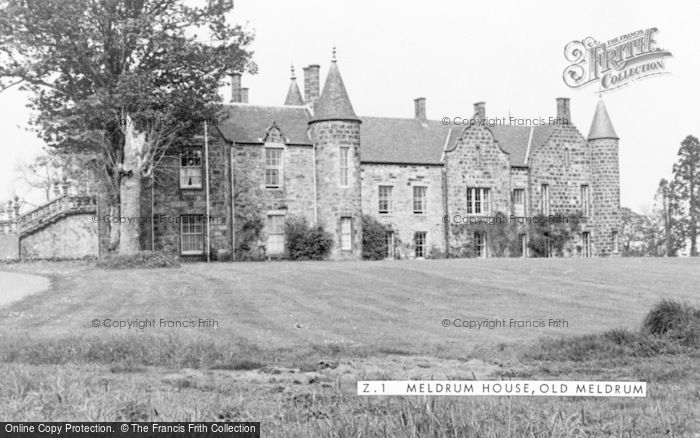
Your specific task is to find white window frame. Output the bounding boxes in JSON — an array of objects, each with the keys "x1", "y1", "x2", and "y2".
[
  {"x1": 266, "y1": 213, "x2": 286, "y2": 255},
  {"x1": 386, "y1": 231, "x2": 394, "y2": 259},
  {"x1": 339, "y1": 146, "x2": 349, "y2": 187},
  {"x1": 581, "y1": 184, "x2": 590, "y2": 217},
  {"x1": 519, "y1": 233, "x2": 528, "y2": 258},
  {"x1": 264, "y1": 147, "x2": 283, "y2": 189},
  {"x1": 474, "y1": 232, "x2": 487, "y2": 258},
  {"x1": 541, "y1": 184, "x2": 550, "y2": 215},
  {"x1": 466, "y1": 187, "x2": 491, "y2": 215},
  {"x1": 414, "y1": 232, "x2": 426, "y2": 258},
  {"x1": 378, "y1": 185, "x2": 393, "y2": 214},
  {"x1": 180, "y1": 215, "x2": 204, "y2": 255},
  {"x1": 512, "y1": 188, "x2": 525, "y2": 217},
  {"x1": 413, "y1": 186, "x2": 427, "y2": 214},
  {"x1": 180, "y1": 148, "x2": 203, "y2": 189},
  {"x1": 340, "y1": 217, "x2": 352, "y2": 251},
  {"x1": 582, "y1": 232, "x2": 591, "y2": 258}
]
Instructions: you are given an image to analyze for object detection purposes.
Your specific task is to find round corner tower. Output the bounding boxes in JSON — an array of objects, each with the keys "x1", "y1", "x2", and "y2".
[
  {"x1": 308, "y1": 52, "x2": 362, "y2": 259},
  {"x1": 587, "y1": 99, "x2": 621, "y2": 256}
]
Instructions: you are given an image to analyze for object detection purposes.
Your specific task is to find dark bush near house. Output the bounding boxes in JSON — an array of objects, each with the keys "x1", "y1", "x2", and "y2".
[
  {"x1": 96, "y1": 251, "x2": 180, "y2": 269},
  {"x1": 528, "y1": 212, "x2": 584, "y2": 257},
  {"x1": 234, "y1": 215, "x2": 265, "y2": 261},
  {"x1": 642, "y1": 299, "x2": 700, "y2": 337},
  {"x1": 285, "y1": 216, "x2": 333, "y2": 260},
  {"x1": 362, "y1": 214, "x2": 389, "y2": 260}
]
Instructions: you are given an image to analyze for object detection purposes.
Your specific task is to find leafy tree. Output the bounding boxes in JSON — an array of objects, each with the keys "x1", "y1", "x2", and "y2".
[
  {"x1": 0, "y1": 0, "x2": 254, "y2": 254},
  {"x1": 654, "y1": 178, "x2": 686, "y2": 256},
  {"x1": 15, "y1": 151, "x2": 98, "y2": 202},
  {"x1": 619, "y1": 207, "x2": 658, "y2": 256},
  {"x1": 362, "y1": 214, "x2": 390, "y2": 260},
  {"x1": 672, "y1": 135, "x2": 700, "y2": 256}
]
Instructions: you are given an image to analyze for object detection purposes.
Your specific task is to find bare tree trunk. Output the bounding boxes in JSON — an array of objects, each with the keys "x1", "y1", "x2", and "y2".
[
  {"x1": 118, "y1": 115, "x2": 146, "y2": 255},
  {"x1": 108, "y1": 200, "x2": 120, "y2": 251},
  {"x1": 663, "y1": 188, "x2": 671, "y2": 257},
  {"x1": 690, "y1": 178, "x2": 697, "y2": 256}
]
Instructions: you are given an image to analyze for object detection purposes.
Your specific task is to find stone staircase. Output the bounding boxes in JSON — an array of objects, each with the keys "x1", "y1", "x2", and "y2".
[{"x1": 18, "y1": 195, "x2": 97, "y2": 237}]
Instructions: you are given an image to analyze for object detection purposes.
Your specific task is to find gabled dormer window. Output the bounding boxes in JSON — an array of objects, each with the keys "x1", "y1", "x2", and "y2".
[{"x1": 180, "y1": 148, "x2": 202, "y2": 189}]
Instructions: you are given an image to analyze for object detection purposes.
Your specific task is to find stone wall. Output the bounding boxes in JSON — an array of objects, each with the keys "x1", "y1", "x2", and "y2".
[
  {"x1": 230, "y1": 141, "x2": 316, "y2": 259},
  {"x1": 20, "y1": 214, "x2": 97, "y2": 259},
  {"x1": 443, "y1": 124, "x2": 512, "y2": 256},
  {"x1": 0, "y1": 232, "x2": 19, "y2": 260},
  {"x1": 310, "y1": 120, "x2": 363, "y2": 259},
  {"x1": 528, "y1": 124, "x2": 593, "y2": 257},
  {"x1": 589, "y1": 138, "x2": 621, "y2": 256},
  {"x1": 151, "y1": 132, "x2": 232, "y2": 260},
  {"x1": 361, "y1": 163, "x2": 445, "y2": 258},
  {"x1": 528, "y1": 125, "x2": 591, "y2": 217}
]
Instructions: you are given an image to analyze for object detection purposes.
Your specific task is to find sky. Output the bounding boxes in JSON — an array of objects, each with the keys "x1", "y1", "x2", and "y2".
[{"x1": 1, "y1": 0, "x2": 699, "y2": 212}]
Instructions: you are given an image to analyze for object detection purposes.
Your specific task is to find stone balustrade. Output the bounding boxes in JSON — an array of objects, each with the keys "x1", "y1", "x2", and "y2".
[{"x1": 17, "y1": 195, "x2": 97, "y2": 237}]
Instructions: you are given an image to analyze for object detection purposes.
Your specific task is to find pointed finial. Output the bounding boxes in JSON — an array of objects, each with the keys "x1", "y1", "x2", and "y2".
[
  {"x1": 332, "y1": 46, "x2": 337, "y2": 62},
  {"x1": 290, "y1": 64, "x2": 296, "y2": 79}
]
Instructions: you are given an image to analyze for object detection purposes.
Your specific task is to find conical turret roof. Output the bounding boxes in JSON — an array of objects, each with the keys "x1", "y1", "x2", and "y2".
[
  {"x1": 588, "y1": 100, "x2": 618, "y2": 140},
  {"x1": 284, "y1": 66, "x2": 304, "y2": 106},
  {"x1": 311, "y1": 51, "x2": 359, "y2": 122}
]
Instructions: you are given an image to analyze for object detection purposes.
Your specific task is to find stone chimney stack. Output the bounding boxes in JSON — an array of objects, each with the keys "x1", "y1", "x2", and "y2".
[
  {"x1": 230, "y1": 73, "x2": 242, "y2": 103},
  {"x1": 414, "y1": 97, "x2": 427, "y2": 120},
  {"x1": 303, "y1": 64, "x2": 320, "y2": 105},
  {"x1": 240, "y1": 87, "x2": 249, "y2": 104},
  {"x1": 6, "y1": 201, "x2": 13, "y2": 221},
  {"x1": 474, "y1": 102, "x2": 486, "y2": 120},
  {"x1": 556, "y1": 97, "x2": 571, "y2": 124}
]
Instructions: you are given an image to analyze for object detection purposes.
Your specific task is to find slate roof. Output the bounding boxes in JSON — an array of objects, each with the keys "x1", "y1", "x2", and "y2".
[
  {"x1": 216, "y1": 106, "x2": 557, "y2": 166},
  {"x1": 217, "y1": 104, "x2": 312, "y2": 145},
  {"x1": 588, "y1": 99, "x2": 618, "y2": 140},
  {"x1": 360, "y1": 117, "x2": 448, "y2": 165},
  {"x1": 311, "y1": 60, "x2": 359, "y2": 122},
  {"x1": 284, "y1": 77, "x2": 304, "y2": 106}
]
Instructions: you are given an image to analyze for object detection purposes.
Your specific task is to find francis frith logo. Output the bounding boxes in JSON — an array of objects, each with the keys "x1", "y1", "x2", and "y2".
[{"x1": 563, "y1": 28, "x2": 672, "y2": 93}]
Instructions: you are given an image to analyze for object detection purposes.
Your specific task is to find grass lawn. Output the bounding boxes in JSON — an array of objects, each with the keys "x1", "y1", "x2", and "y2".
[{"x1": 0, "y1": 257, "x2": 699, "y2": 436}]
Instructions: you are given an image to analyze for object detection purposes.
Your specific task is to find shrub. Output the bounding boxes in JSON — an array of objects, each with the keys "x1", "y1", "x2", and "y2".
[
  {"x1": 528, "y1": 212, "x2": 584, "y2": 257},
  {"x1": 642, "y1": 299, "x2": 699, "y2": 337},
  {"x1": 285, "y1": 216, "x2": 333, "y2": 260},
  {"x1": 362, "y1": 215, "x2": 389, "y2": 260},
  {"x1": 96, "y1": 251, "x2": 180, "y2": 269},
  {"x1": 234, "y1": 215, "x2": 265, "y2": 261}
]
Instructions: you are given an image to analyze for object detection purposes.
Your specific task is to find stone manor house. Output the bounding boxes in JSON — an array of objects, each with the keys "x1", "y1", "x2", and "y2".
[
  {"x1": 140, "y1": 51, "x2": 622, "y2": 261},
  {"x1": 2, "y1": 52, "x2": 622, "y2": 260}
]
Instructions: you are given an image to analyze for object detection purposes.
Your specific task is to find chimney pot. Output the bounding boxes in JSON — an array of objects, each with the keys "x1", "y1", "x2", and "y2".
[
  {"x1": 414, "y1": 97, "x2": 427, "y2": 120},
  {"x1": 230, "y1": 73, "x2": 242, "y2": 103},
  {"x1": 556, "y1": 97, "x2": 571, "y2": 124},
  {"x1": 474, "y1": 102, "x2": 486, "y2": 120},
  {"x1": 240, "y1": 88, "x2": 249, "y2": 104},
  {"x1": 303, "y1": 65, "x2": 320, "y2": 105}
]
